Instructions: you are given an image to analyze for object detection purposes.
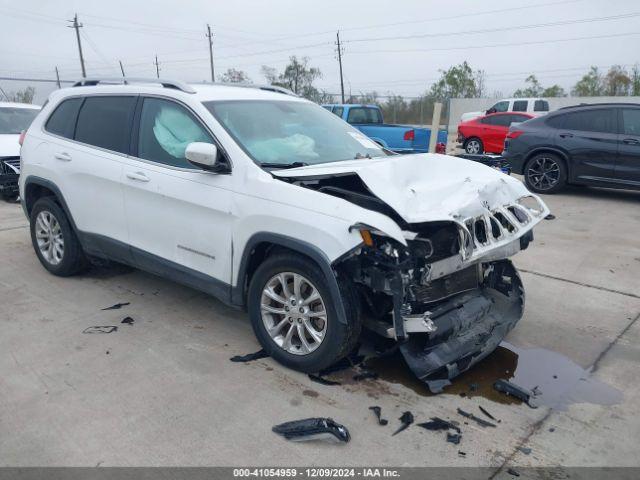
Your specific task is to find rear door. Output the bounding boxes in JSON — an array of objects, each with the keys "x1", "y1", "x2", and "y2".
[
  {"x1": 480, "y1": 114, "x2": 511, "y2": 153},
  {"x1": 121, "y1": 96, "x2": 234, "y2": 288},
  {"x1": 43, "y1": 95, "x2": 133, "y2": 257},
  {"x1": 616, "y1": 107, "x2": 640, "y2": 185},
  {"x1": 553, "y1": 108, "x2": 619, "y2": 183}
]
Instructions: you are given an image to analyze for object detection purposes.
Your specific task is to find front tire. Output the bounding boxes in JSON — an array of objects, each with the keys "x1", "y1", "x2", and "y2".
[
  {"x1": 29, "y1": 197, "x2": 87, "y2": 276},
  {"x1": 248, "y1": 253, "x2": 361, "y2": 373},
  {"x1": 464, "y1": 137, "x2": 483, "y2": 154},
  {"x1": 524, "y1": 153, "x2": 567, "y2": 194}
]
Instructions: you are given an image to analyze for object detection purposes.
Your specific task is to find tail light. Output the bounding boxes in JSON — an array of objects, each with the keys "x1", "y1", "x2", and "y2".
[
  {"x1": 506, "y1": 130, "x2": 524, "y2": 139},
  {"x1": 18, "y1": 130, "x2": 26, "y2": 146},
  {"x1": 403, "y1": 129, "x2": 415, "y2": 141}
]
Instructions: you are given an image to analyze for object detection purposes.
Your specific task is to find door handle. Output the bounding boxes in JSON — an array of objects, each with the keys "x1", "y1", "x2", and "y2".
[
  {"x1": 54, "y1": 152, "x2": 72, "y2": 161},
  {"x1": 622, "y1": 138, "x2": 640, "y2": 145},
  {"x1": 126, "y1": 171, "x2": 150, "y2": 182},
  {"x1": 559, "y1": 132, "x2": 574, "y2": 138}
]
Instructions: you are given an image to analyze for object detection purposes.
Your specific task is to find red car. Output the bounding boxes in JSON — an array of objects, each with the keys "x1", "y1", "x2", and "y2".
[{"x1": 457, "y1": 112, "x2": 534, "y2": 154}]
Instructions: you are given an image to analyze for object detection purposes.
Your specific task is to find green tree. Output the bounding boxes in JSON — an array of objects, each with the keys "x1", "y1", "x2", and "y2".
[
  {"x1": 218, "y1": 68, "x2": 251, "y2": 84},
  {"x1": 603, "y1": 65, "x2": 631, "y2": 96},
  {"x1": 261, "y1": 56, "x2": 322, "y2": 101},
  {"x1": 571, "y1": 66, "x2": 603, "y2": 96},
  {"x1": 631, "y1": 64, "x2": 640, "y2": 96},
  {"x1": 513, "y1": 75, "x2": 543, "y2": 97},
  {"x1": 7, "y1": 86, "x2": 35, "y2": 104},
  {"x1": 429, "y1": 61, "x2": 484, "y2": 99},
  {"x1": 542, "y1": 85, "x2": 566, "y2": 97}
]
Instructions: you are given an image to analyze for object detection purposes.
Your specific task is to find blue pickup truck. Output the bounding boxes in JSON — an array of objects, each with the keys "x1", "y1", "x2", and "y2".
[{"x1": 322, "y1": 104, "x2": 448, "y2": 154}]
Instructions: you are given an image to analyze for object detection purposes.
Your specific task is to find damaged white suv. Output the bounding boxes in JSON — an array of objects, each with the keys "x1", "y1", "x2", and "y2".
[{"x1": 20, "y1": 78, "x2": 549, "y2": 391}]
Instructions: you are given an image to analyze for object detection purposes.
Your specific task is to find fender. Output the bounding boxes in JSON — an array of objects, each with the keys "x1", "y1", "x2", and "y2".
[
  {"x1": 22, "y1": 176, "x2": 80, "y2": 233},
  {"x1": 232, "y1": 232, "x2": 349, "y2": 325}
]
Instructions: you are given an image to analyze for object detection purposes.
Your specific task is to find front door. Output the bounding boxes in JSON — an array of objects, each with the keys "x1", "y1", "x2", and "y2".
[
  {"x1": 121, "y1": 96, "x2": 234, "y2": 294},
  {"x1": 616, "y1": 107, "x2": 640, "y2": 186},
  {"x1": 553, "y1": 107, "x2": 619, "y2": 183}
]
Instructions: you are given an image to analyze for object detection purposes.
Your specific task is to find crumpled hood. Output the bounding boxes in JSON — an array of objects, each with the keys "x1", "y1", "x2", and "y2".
[{"x1": 272, "y1": 153, "x2": 543, "y2": 225}]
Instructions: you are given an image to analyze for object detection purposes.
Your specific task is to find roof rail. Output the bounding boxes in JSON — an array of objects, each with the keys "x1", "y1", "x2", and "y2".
[
  {"x1": 558, "y1": 102, "x2": 640, "y2": 110},
  {"x1": 192, "y1": 81, "x2": 298, "y2": 97},
  {"x1": 71, "y1": 77, "x2": 196, "y2": 94}
]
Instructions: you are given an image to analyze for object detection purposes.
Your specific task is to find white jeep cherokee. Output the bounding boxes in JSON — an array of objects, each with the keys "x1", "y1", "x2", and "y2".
[{"x1": 20, "y1": 78, "x2": 549, "y2": 391}]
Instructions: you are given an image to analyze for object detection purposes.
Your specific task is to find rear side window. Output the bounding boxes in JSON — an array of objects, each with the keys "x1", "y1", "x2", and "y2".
[
  {"x1": 546, "y1": 115, "x2": 565, "y2": 128},
  {"x1": 75, "y1": 96, "x2": 136, "y2": 154},
  {"x1": 562, "y1": 109, "x2": 616, "y2": 134},
  {"x1": 622, "y1": 109, "x2": 640, "y2": 136},
  {"x1": 346, "y1": 107, "x2": 382, "y2": 124},
  {"x1": 512, "y1": 100, "x2": 528, "y2": 112},
  {"x1": 482, "y1": 115, "x2": 511, "y2": 127},
  {"x1": 534, "y1": 100, "x2": 549, "y2": 112},
  {"x1": 510, "y1": 114, "x2": 530, "y2": 124},
  {"x1": 45, "y1": 98, "x2": 83, "y2": 139}
]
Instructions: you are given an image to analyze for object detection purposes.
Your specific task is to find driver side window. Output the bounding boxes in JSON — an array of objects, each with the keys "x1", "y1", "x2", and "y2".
[{"x1": 137, "y1": 97, "x2": 214, "y2": 168}]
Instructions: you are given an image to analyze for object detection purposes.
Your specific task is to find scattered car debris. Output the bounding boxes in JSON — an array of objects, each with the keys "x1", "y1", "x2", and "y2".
[
  {"x1": 531, "y1": 385, "x2": 542, "y2": 397},
  {"x1": 478, "y1": 405, "x2": 499, "y2": 422},
  {"x1": 272, "y1": 418, "x2": 350, "y2": 443},
  {"x1": 82, "y1": 326, "x2": 118, "y2": 334},
  {"x1": 368, "y1": 406, "x2": 388, "y2": 426},
  {"x1": 458, "y1": 450, "x2": 466, "y2": 457},
  {"x1": 120, "y1": 317, "x2": 134, "y2": 325},
  {"x1": 308, "y1": 374, "x2": 341, "y2": 386},
  {"x1": 318, "y1": 353, "x2": 365, "y2": 376},
  {"x1": 457, "y1": 408, "x2": 496, "y2": 428},
  {"x1": 549, "y1": 427, "x2": 556, "y2": 432},
  {"x1": 229, "y1": 349, "x2": 269, "y2": 363},
  {"x1": 101, "y1": 302, "x2": 130, "y2": 311},
  {"x1": 493, "y1": 379, "x2": 538, "y2": 408},
  {"x1": 417, "y1": 417, "x2": 460, "y2": 433},
  {"x1": 516, "y1": 446, "x2": 532, "y2": 455},
  {"x1": 545, "y1": 214, "x2": 556, "y2": 220},
  {"x1": 507, "y1": 467, "x2": 521, "y2": 477},
  {"x1": 447, "y1": 430, "x2": 462, "y2": 445},
  {"x1": 353, "y1": 370, "x2": 379, "y2": 381},
  {"x1": 392, "y1": 411, "x2": 414, "y2": 436}
]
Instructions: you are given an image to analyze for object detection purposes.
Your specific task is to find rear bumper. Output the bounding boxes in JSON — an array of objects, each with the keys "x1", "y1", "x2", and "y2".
[
  {"x1": 501, "y1": 150, "x2": 526, "y2": 175},
  {"x1": 399, "y1": 260, "x2": 524, "y2": 393}
]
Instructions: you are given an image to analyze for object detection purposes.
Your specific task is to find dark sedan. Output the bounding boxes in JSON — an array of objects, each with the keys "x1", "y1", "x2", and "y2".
[{"x1": 502, "y1": 103, "x2": 640, "y2": 193}]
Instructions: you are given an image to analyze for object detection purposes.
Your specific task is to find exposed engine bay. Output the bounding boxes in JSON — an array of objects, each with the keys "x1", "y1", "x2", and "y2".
[{"x1": 274, "y1": 156, "x2": 549, "y2": 392}]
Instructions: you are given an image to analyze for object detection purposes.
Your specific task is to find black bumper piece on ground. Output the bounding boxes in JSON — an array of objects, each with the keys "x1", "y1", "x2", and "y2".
[{"x1": 399, "y1": 260, "x2": 524, "y2": 393}]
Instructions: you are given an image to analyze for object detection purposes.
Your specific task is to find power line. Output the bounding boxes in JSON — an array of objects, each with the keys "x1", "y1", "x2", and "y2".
[{"x1": 346, "y1": 12, "x2": 640, "y2": 43}]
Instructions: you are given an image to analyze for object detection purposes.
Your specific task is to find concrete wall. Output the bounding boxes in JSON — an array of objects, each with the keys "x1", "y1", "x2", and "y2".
[{"x1": 447, "y1": 96, "x2": 640, "y2": 133}]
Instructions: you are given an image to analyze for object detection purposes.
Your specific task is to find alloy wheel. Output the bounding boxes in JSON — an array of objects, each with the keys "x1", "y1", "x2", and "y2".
[
  {"x1": 466, "y1": 140, "x2": 481, "y2": 154},
  {"x1": 527, "y1": 157, "x2": 561, "y2": 191},
  {"x1": 260, "y1": 272, "x2": 327, "y2": 355},
  {"x1": 35, "y1": 210, "x2": 64, "y2": 265}
]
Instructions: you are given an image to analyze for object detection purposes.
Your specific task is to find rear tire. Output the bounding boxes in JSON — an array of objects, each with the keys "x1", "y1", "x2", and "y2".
[
  {"x1": 524, "y1": 153, "x2": 567, "y2": 194},
  {"x1": 29, "y1": 197, "x2": 88, "y2": 276},
  {"x1": 464, "y1": 137, "x2": 483, "y2": 154},
  {"x1": 248, "y1": 253, "x2": 361, "y2": 373}
]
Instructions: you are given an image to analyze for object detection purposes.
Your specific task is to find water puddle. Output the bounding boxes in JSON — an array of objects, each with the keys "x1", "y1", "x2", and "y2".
[{"x1": 365, "y1": 342, "x2": 622, "y2": 410}]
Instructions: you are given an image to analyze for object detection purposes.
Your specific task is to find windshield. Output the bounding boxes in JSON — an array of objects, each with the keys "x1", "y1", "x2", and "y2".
[
  {"x1": 203, "y1": 100, "x2": 386, "y2": 167},
  {"x1": 0, "y1": 107, "x2": 39, "y2": 134}
]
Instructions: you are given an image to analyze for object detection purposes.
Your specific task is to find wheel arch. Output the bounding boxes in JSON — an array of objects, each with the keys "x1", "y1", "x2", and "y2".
[
  {"x1": 231, "y1": 232, "x2": 349, "y2": 325},
  {"x1": 22, "y1": 176, "x2": 79, "y2": 233}
]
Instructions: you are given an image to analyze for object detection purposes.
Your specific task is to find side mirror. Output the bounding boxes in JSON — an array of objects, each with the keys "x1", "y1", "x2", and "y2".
[{"x1": 185, "y1": 142, "x2": 227, "y2": 172}]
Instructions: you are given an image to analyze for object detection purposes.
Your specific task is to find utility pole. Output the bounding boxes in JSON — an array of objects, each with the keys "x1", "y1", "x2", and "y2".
[
  {"x1": 336, "y1": 31, "x2": 345, "y2": 103},
  {"x1": 154, "y1": 55, "x2": 160, "y2": 78},
  {"x1": 206, "y1": 24, "x2": 215, "y2": 82},
  {"x1": 119, "y1": 60, "x2": 125, "y2": 77},
  {"x1": 68, "y1": 14, "x2": 86, "y2": 78},
  {"x1": 54, "y1": 67, "x2": 61, "y2": 88}
]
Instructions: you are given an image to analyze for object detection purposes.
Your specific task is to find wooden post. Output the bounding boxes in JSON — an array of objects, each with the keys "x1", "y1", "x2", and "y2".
[{"x1": 428, "y1": 102, "x2": 442, "y2": 153}]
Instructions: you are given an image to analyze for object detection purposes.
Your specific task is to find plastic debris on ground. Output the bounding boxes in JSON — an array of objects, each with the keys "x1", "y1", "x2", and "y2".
[
  {"x1": 82, "y1": 326, "x2": 118, "y2": 334},
  {"x1": 457, "y1": 408, "x2": 496, "y2": 428},
  {"x1": 121, "y1": 317, "x2": 134, "y2": 325},
  {"x1": 392, "y1": 411, "x2": 414, "y2": 436},
  {"x1": 101, "y1": 302, "x2": 130, "y2": 311},
  {"x1": 478, "y1": 405, "x2": 499, "y2": 422},
  {"x1": 493, "y1": 379, "x2": 538, "y2": 408},
  {"x1": 516, "y1": 446, "x2": 532, "y2": 455},
  {"x1": 272, "y1": 418, "x2": 350, "y2": 443},
  {"x1": 417, "y1": 417, "x2": 460, "y2": 433},
  {"x1": 308, "y1": 374, "x2": 341, "y2": 386},
  {"x1": 229, "y1": 349, "x2": 269, "y2": 363},
  {"x1": 507, "y1": 468, "x2": 520, "y2": 477},
  {"x1": 446, "y1": 430, "x2": 462, "y2": 445},
  {"x1": 368, "y1": 406, "x2": 388, "y2": 426}
]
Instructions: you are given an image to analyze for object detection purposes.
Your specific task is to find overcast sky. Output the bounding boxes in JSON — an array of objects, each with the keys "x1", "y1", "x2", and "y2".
[{"x1": 1, "y1": 0, "x2": 639, "y2": 103}]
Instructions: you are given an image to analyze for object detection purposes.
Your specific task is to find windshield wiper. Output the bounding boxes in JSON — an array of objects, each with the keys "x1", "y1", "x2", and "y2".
[{"x1": 260, "y1": 161, "x2": 309, "y2": 169}]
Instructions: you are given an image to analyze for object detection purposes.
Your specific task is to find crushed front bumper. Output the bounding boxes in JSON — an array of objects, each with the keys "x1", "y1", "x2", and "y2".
[{"x1": 398, "y1": 260, "x2": 524, "y2": 393}]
